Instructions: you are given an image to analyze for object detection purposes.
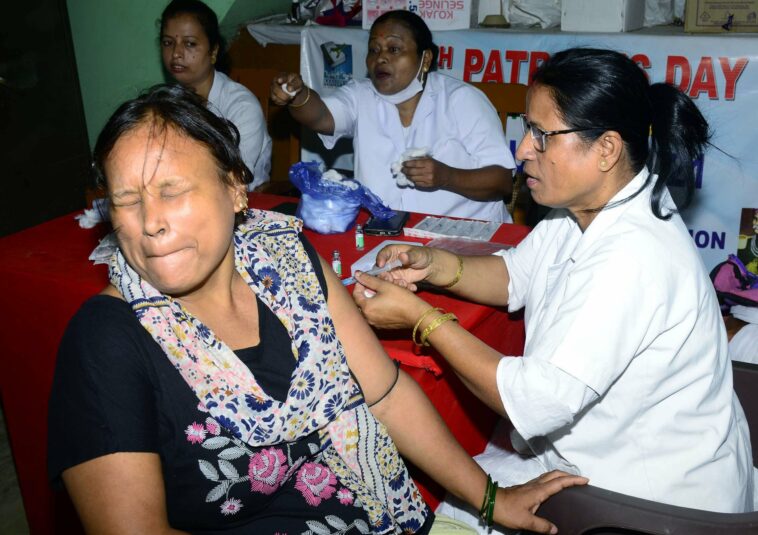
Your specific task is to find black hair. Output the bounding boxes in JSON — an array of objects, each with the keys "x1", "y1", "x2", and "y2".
[
  {"x1": 371, "y1": 10, "x2": 439, "y2": 71},
  {"x1": 160, "y1": 0, "x2": 229, "y2": 73},
  {"x1": 531, "y1": 47, "x2": 710, "y2": 219},
  {"x1": 92, "y1": 83, "x2": 252, "y2": 191}
]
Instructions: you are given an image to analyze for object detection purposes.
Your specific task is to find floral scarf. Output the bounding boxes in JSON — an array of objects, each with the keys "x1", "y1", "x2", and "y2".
[{"x1": 109, "y1": 209, "x2": 429, "y2": 533}]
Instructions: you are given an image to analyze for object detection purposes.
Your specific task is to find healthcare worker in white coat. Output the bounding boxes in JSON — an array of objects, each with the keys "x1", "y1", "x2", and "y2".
[
  {"x1": 351, "y1": 47, "x2": 754, "y2": 532},
  {"x1": 270, "y1": 10, "x2": 515, "y2": 223},
  {"x1": 160, "y1": 0, "x2": 272, "y2": 190}
]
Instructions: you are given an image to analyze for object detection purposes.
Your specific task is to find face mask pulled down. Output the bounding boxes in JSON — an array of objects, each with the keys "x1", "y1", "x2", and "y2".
[{"x1": 370, "y1": 59, "x2": 426, "y2": 105}]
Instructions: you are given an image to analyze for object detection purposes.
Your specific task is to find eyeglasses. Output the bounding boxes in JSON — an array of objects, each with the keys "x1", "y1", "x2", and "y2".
[{"x1": 520, "y1": 114, "x2": 600, "y2": 152}]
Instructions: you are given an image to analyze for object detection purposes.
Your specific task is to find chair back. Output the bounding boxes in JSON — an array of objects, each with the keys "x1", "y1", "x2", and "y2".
[
  {"x1": 229, "y1": 67, "x2": 301, "y2": 192},
  {"x1": 536, "y1": 484, "x2": 758, "y2": 535},
  {"x1": 470, "y1": 82, "x2": 528, "y2": 131},
  {"x1": 229, "y1": 67, "x2": 271, "y2": 110},
  {"x1": 470, "y1": 82, "x2": 527, "y2": 216},
  {"x1": 733, "y1": 360, "x2": 758, "y2": 467},
  {"x1": 533, "y1": 359, "x2": 758, "y2": 534}
]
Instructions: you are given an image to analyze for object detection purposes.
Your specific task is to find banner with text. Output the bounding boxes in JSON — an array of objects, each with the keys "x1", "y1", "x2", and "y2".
[{"x1": 300, "y1": 26, "x2": 758, "y2": 270}]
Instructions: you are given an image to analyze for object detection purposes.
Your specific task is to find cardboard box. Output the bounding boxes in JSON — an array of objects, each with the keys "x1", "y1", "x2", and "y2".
[
  {"x1": 684, "y1": 0, "x2": 758, "y2": 33},
  {"x1": 362, "y1": 0, "x2": 479, "y2": 31},
  {"x1": 561, "y1": 0, "x2": 645, "y2": 32}
]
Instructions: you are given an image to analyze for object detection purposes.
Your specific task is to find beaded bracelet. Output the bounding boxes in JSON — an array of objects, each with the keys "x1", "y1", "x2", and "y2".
[
  {"x1": 412, "y1": 307, "x2": 443, "y2": 346},
  {"x1": 440, "y1": 254, "x2": 464, "y2": 289},
  {"x1": 419, "y1": 312, "x2": 457, "y2": 346},
  {"x1": 479, "y1": 474, "x2": 498, "y2": 527},
  {"x1": 288, "y1": 86, "x2": 311, "y2": 108}
]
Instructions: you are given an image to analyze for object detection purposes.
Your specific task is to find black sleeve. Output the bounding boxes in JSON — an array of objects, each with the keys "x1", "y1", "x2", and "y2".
[
  {"x1": 47, "y1": 296, "x2": 160, "y2": 484},
  {"x1": 299, "y1": 232, "x2": 328, "y2": 300}
]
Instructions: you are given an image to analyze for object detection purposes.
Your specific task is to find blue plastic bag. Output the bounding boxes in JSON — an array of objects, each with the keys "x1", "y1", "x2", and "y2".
[{"x1": 289, "y1": 162, "x2": 395, "y2": 234}]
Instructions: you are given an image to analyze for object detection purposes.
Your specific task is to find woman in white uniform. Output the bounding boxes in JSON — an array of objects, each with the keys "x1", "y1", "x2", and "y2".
[
  {"x1": 352, "y1": 47, "x2": 754, "y2": 530},
  {"x1": 269, "y1": 10, "x2": 515, "y2": 223},
  {"x1": 160, "y1": 0, "x2": 272, "y2": 190}
]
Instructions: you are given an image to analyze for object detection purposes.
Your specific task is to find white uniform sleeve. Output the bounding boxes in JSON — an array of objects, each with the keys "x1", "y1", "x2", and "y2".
[
  {"x1": 318, "y1": 81, "x2": 361, "y2": 149},
  {"x1": 497, "y1": 356, "x2": 599, "y2": 440},
  {"x1": 447, "y1": 85, "x2": 515, "y2": 170},
  {"x1": 224, "y1": 92, "x2": 272, "y2": 189}
]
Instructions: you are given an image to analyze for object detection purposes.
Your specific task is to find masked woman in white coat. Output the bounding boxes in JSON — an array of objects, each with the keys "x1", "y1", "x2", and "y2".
[
  {"x1": 270, "y1": 10, "x2": 515, "y2": 223},
  {"x1": 351, "y1": 47, "x2": 755, "y2": 531},
  {"x1": 160, "y1": 0, "x2": 272, "y2": 190}
]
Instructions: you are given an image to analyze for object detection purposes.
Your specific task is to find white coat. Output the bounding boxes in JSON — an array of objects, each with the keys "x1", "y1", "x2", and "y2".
[
  {"x1": 319, "y1": 72, "x2": 515, "y2": 223},
  {"x1": 496, "y1": 169, "x2": 754, "y2": 513},
  {"x1": 208, "y1": 71, "x2": 272, "y2": 190}
]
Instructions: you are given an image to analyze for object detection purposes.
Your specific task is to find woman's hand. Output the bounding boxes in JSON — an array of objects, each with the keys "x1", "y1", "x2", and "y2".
[
  {"x1": 402, "y1": 157, "x2": 454, "y2": 190},
  {"x1": 493, "y1": 471, "x2": 589, "y2": 534},
  {"x1": 270, "y1": 72, "x2": 305, "y2": 106},
  {"x1": 270, "y1": 73, "x2": 334, "y2": 134},
  {"x1": 374, "y1": 243, "x2": 434, "y2": 290},
  {"x1": 352, "y1": 271, "x2": 430, "y2": 330}
]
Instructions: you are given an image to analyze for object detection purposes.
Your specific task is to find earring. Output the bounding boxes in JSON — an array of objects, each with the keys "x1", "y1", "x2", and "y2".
[{"x1": 600, "y1": 160, "x2": 608, "y2": 169}]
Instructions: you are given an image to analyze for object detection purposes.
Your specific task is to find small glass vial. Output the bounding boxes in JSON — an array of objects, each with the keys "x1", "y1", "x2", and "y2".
[
  {"x1": 331, "y1": 250, "x2": 342, "y2": 277},
  {"x1": 355, "y1": 224, "x2": 365, "y2": 251}
]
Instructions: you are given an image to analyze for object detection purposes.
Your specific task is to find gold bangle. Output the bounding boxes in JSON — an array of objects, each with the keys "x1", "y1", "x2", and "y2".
[
  {"x1": 419, "y1": 312, "x2": 457, "y2": 346},
  {"x1": 412, "y1": 307, "x2": 442, "y2": 346},
  {"x1": 440, "y1": 254, "x2": 463, "y2": 289},
  {"x1": 288, "y1": 86, "x2": 311, "y2": 108}
]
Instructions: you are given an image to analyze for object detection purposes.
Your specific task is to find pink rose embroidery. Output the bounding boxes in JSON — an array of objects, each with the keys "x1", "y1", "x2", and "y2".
[
  {"x1": 205, "y1": 418, "x2": 220, "y2": 436},
  {"x1": 295, "y1": 463, "x2": 337, "y2": 506},
  {"x1": 219, "y1": 498, "x2": 243, "y2": 515},
  {"x1": 248, "y1": 448, "x2": 288, "y2": 495},
  {"x1": 336, "y1": 488, "x2": 354, "y2": 505},
  {"x1": 184, "y1": 422, "x2": 207, "y2": 444}
]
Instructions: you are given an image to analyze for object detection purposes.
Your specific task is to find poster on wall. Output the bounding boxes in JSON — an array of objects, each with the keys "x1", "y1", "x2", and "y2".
[
  {"x1": 299, "y1": 26, "x2": 758, "y2": 270},
  {"x1": 737, "y1": 207, "x2": 758, "y2": 275}
]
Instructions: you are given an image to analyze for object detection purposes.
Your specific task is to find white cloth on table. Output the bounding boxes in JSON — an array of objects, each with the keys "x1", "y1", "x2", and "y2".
[
  {"x1": 246, "y1": 21, "x2": 303, "y2": 46},
  {"x1": 207, "y1": 71, "x2": 272, "y2": 190},
  {"x1": 318, "y1": 72, "x2": 515, "y2": 223},
  {"x1": 436, "y1": 437, "x2": 546, "y2": 534},
  {"x1": 730, "y1": 305, "x2": 758, "y2": 364}
]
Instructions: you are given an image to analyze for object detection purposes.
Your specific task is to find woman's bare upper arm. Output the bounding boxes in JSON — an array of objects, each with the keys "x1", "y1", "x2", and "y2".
[
  {"x1": 62, "y1": 452, "x2": 187, "y2": 535},
  {"x1": 317, "y1": 255, "x2": 398, "y2": 405}
]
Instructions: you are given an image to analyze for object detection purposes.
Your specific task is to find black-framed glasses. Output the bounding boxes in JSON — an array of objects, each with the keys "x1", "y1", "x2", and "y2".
[{"x1": 520, "y1": 114, "x2": 600, "y2": 152}]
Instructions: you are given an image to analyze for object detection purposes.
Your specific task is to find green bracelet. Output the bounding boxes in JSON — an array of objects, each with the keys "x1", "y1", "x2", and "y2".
[
  {"x1": 479, "y1": 474, "x2": 491, "y2": 518},
  {"x1": 486, "y1": 480, "x2": 497, "y2": 527},
  {"x1": 479, "y1": 474, "x2": 497, "y2": 527}
]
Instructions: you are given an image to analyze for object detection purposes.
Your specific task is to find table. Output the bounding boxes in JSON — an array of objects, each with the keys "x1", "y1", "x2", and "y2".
[
  {"x1": 0, "y1": 193, "x2": 529, "y2": 533},
  {"x1": 250, "y1": 21, "x2": 758, "y2": 273}
]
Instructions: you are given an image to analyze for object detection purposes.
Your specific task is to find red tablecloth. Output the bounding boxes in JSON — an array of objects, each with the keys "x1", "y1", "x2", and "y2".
[{"x1": 0, "y1": 193, "x2": 528, "y2": 533}]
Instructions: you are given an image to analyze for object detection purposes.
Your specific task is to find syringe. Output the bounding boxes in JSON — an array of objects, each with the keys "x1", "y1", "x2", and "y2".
[{"x1": 341, "y1": 259, "x2": 403, "y2": 286}]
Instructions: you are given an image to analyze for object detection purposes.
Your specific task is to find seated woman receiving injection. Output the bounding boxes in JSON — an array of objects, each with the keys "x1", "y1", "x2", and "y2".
[{"x1": 47, "y1": 84, "x2": 585, "y2": 535}]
